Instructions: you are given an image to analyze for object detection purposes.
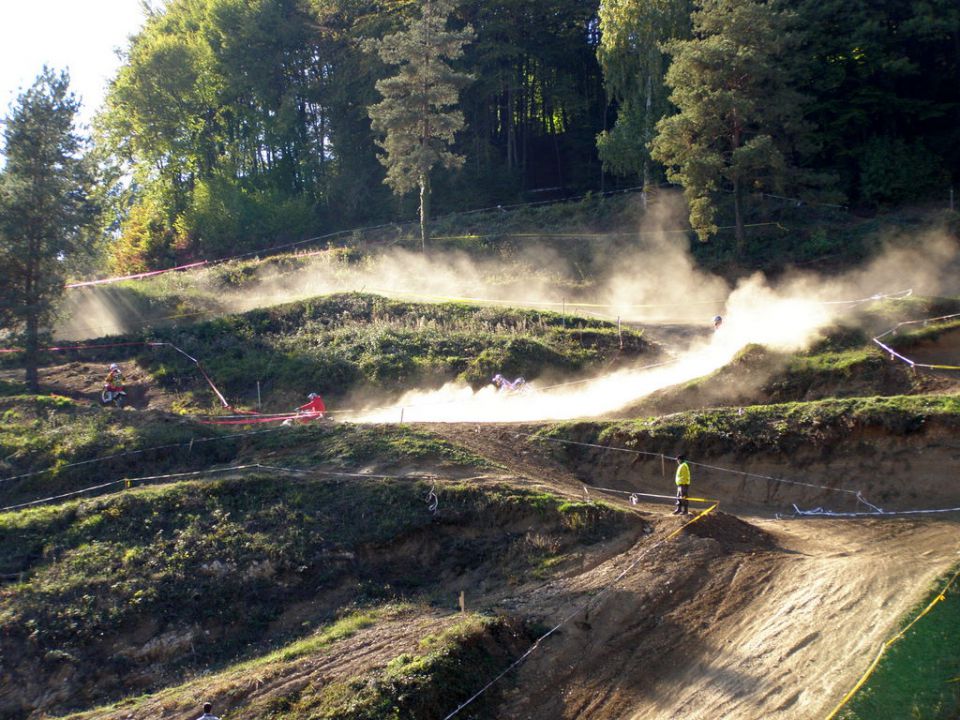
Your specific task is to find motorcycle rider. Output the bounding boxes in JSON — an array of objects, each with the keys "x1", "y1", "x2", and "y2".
[
  {"x1": 297, "y1": 392, "x2": 326, "y2": 418},
  {"x1": 492, "y1": 373, "x2": 525, "y2": 392},
  {"x1": 101, "y1": 363, "x2": 127, "y2": 406},
  {"x1": 105, "y1": 363, "x2": 124, "y2": 390}
]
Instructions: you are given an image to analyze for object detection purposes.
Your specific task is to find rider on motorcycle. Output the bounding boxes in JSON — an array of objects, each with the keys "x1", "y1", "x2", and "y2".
[
  {"x1": 297, "y1": 392, "x2": 326, "y2": 418},
  {"x1": 101, "y1": 364, "x2": 127, "y2": 407},
  {"x1": 105, "y1": 363, "x2": 124, "y2": 390},
  {"x1": 492, "y1": 373, "x2": 525, "y2": 392}
]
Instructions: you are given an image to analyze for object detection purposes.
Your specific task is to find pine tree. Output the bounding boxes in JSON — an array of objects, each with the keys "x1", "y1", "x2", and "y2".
[
  {"x1": 0, "y1": 68, "x2": 95, "y2": 391},
  {"x1": 650, "y1": 0, "x2": 815, "y2": 251},
  {"x1": 367, "y1": 0, "x2": 474, "y2": 252}
]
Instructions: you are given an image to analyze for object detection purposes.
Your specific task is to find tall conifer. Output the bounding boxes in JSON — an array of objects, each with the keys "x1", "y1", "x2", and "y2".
[
  {"x1": 367, "y1": 0, "x2": 474, "y2": 252},
  {"x1": 651, "y1": 0, "x2": 814, "y2": 251},
  {"x1": 0, "y1": 69, "x2": 95, "y2": 391}
]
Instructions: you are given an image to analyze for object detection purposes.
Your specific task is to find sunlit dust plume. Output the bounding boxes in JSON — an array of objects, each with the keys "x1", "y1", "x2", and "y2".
[{"x1": 345, "y1": 277, "x2": 834, "y2": 423}]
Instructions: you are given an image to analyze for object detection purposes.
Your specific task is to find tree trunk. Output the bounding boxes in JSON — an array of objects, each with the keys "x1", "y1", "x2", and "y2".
[
  {"x1": 733, "y1": 175, "x2": 746, "y2": 254},
  {"x1": 643, "y1": 71, "x2": 653, "y2": 193},
  {"x1": 25, "y1": 312, "x2": 39, "y2": 392},
  {"x1": 419, "y1": 173, "x2": 431, "y2": 254},
  {"x1": 732, "y1": 114, "x2": 745, "y2": 252}
]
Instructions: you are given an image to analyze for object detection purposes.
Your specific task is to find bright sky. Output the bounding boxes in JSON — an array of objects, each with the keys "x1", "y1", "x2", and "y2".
[{"x1": 0, "y1": 1, "x2": 148, "y2": 130}]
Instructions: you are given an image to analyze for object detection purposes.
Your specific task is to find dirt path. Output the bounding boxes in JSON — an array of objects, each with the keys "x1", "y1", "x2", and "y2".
[
  {"x1": 416, "y1": 422, "x2": 960, "y2": 718},
  {"x1": 491, "y1": 512, "x2": 959, "y2": 720}
]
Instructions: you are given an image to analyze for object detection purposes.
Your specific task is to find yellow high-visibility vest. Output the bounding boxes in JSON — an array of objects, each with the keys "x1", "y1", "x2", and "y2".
[{"x1": 675, "y1": 462, "x2": 691, "y2": 486}]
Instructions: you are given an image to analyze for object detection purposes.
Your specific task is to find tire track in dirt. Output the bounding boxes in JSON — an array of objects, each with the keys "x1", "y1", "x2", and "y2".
[{"x1": 492, "y1": 516, "x2": 959, "y2": 720}]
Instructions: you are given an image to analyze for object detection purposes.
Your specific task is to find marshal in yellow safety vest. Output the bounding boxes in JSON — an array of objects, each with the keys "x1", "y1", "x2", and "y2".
[{"x1": 673, "y1": 455, "x2": 691, "y2": 515}]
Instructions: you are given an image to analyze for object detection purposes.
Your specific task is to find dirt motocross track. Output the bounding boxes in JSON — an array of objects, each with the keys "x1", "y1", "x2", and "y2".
[
  {"x1": 426, "y1": 424, "x2": 960, "y2": 720},
  {"x1": 8, "y1": 336, "x2": 960, "y2": 720}
]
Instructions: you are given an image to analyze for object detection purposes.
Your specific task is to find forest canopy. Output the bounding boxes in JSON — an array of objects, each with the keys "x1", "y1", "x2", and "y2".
[{"x1": 91, "y1": 0, "x2": 959, "y2": 268}]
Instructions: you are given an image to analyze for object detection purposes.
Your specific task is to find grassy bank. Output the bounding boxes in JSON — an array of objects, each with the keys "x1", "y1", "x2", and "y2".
[
  {"x1": 539, "y1": 394, "x2": 960, "y2": 460},
  {"x1": 0, "y1": 475, "x2": 635, "y2": 718},
  {"x1": 837, "y1": 565, "x2": 960, "y2": 720},
  {"x1": 0, "y1": 399, "x2": 492, "y2": 508}
]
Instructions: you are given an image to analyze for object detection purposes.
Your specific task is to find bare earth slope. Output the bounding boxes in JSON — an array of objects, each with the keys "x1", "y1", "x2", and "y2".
[
  {"x1": 495, "y1": 517, "x2": 958, "y2": 720},
  {"x1": 425, "y1": 424, "x2": 960, "y2": 720}
]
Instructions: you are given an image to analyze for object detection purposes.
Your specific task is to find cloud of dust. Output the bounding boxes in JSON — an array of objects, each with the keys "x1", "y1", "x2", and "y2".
[
  {"x1": 222, "y1": 247, "x2": 577, "y2": 315},
  {"x1": 337, "y1": 222, "x2": 959, "y2": 424},
  {"x1": 221, "y1": 192, "x2": 730, "y2": 323},
  {"x1": 55, "y1": 287, "x2": 144, "y2": 339},
  {"x1": 597, "y1": 193, "x2": 730, "y2": 322},
  {"x1": 53, "y1": 193, "x2": 958, "y2": 425},
  {"x1": 343, "y1": 272, "x2": 835, "y2": 423}
]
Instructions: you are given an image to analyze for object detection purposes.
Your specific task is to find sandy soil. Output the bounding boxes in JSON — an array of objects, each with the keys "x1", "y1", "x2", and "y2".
[{"x1": 493, "y1": 514, "x2": 958, "y2": 720}]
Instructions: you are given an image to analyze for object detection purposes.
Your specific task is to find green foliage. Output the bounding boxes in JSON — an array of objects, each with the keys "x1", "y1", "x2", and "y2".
[
  {"x1": 0, "y1": 68, "x2": 98, "y2": 390},
  {"x1": 651, "y1": 0, "x2": 821, "y2": 250},
  {"x1": 596, "y1": 0, "x2": 693, "y2": 182},
  {"x1": 180, "y1": 176, "x2": 318, "y2": 257},
  {"x1": 837, "y1": 566, "x2": 960, "y2": 720},
  {"x1": 367, "y1": 0, "x2": 475, "y2": 249},
  {"x1": 858, "y1": 136, "x2": 949, "y2": 208},
  {"x1": 796, "y1": 0, "x2": 960, "y2": 204}
]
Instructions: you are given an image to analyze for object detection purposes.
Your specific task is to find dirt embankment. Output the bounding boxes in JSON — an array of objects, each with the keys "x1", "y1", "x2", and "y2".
[
  {"x1": 495, "y1": 515, "x2": 958, "y2": 720},
  {"x1": 423, "y1": 421, "x2": 959, "y2": 719}
]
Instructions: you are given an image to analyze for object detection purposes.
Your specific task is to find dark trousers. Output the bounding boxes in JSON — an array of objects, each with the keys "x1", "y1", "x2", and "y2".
[{"x1": 675, "y1": 485, "x2": 689, "y2": 513}]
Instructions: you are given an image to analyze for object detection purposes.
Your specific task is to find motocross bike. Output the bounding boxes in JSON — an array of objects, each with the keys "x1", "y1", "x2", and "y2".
[{"x1": 100, "y1": 384, "x2": 128, "y2": 408}]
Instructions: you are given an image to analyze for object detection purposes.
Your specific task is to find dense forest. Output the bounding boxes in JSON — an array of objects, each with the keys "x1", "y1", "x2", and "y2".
[{"x1": 11, "y1": 0, "x2": 960, "y2": 269}]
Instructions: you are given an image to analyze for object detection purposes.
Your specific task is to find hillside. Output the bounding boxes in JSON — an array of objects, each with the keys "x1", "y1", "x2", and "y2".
[
  {"x1": 2, "y1": 221, "x2": 960, "y2": 719},
  {"x1": 4, "y1": 0, "x2": 960, "y2": 713},
  {"x1": 1, "y1": 401, "x2": 958, "y2": 719}
]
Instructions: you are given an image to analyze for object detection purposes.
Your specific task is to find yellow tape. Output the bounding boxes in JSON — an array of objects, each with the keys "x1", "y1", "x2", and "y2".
[
  {"x1": 824, "y1": 566, "x2": 960, "y2": 719},
  {"x1": 661, "y1": 503, "x2": 719, "y2": 544}
]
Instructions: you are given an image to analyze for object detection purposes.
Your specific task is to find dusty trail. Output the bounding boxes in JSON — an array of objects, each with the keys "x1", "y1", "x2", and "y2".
[
  {"x1": 424, "y1": 424, "x2": 959, "y2": 719},
  {"x1": 491, "y1": 513, "x2": 958, "y2": 720}
]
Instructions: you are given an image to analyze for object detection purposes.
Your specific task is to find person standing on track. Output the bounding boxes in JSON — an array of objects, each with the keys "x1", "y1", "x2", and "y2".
[
  {"x1": 195, "y1": 702, "x2": 220, "y2": 720},
  {"x1": 673, "y1": 453, "x2": 691, "y2": 515}
]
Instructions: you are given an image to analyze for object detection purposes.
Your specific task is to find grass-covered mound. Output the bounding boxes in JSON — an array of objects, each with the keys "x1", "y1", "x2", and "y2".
[
  {"x1": 552, "y1": 394, "x2": 960, "y2": 459},
  {"x1": 27, "y1": 293, "x2": 652, "y2": 412},
  {"x1": 0, "y1": 396, "x2": 492, "y2": 509},
  {"x1": 0, "y1": 475, "x2": 638, "y2": 719}
]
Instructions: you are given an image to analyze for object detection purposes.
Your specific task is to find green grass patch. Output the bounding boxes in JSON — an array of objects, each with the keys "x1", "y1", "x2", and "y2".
[
  {"x1": 0, "y1": 402, "x2": 493, "y2": 509},
  {"x1": 837, "y1": 566, "x2": 960, "y2": 720},
  {"x1": 882, "y1": 317, "x2": 960, "y2": 348},
  {"x1": 251, "y1": 606, "x2": 396, "y2": 667},
  {"x1": 266, "y1": 614, "x2": 535, "y2": 720},
  {"x1": 537, "y1": 394, "x2": 960, "y2": 458},
  {"x1": 0, "y1": 476, "x2": 635, "y2": 718}
]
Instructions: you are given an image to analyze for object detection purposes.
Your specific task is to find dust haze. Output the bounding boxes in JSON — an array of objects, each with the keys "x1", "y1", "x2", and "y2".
[{"x1": 55, "y1": 193, "x2": 959, "y2": 421}]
